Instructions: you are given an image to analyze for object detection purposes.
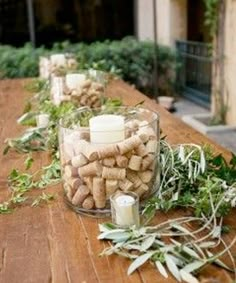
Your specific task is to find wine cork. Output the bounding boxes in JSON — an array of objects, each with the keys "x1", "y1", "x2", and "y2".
[
  {"x1": 138, "y1": 120, "x2": 149, "y2": 127},
  {"x1": 82, "y1": 195, "x2": 95, "y2": 209},
  {"x1": 64, "y1": 183, "x2": 75, "y2": 201},
  {"x1": 102, "y1": 157, "x2": 116, "y2": 167},
  {"x1": 71, "y1": 153, "x2": 88, "y2": 168},
  {"x1": 119, "y1": 179, "x2": 134, "y2": 192},
  {"x1": 102, "y1": 167, "x2": 126, "y2": 180},
  {"x1": 73, "y1": 140, "x2": 87, "y2": 155},
  {"x1": 83, "y1": 177, "x2": 93, "y2": 194},
  {"x1": 138, "y1": 171, "x2": 153, "y2": 183},
  {"x1": 84, "y1": 145, "x2": 99, "y2": 161},
  {"x1": 90, "y1": 95, "x2": 100, "y2": 104},
  {"x1": 71, "y1": 89, "x2": 82, "y2": 97},
  {"x1": 66, "y1": 177, "x2": 82, "y2": 190},
  {"x1": 80, "y1": 95, "x2": 88, "y2": 105},
  {"x1": 141, "y1": 154, "x2": 154, "y2": 171},
  {"x1": 80, "y1": 79, "x2": 92, "y2": 89},
  {"x1": 128, "y1": 155, "x2": 142, "y2": 171},
  {"x1": 79, "y1": 131, "x2": 90, "y2": 141},
  {"x1": 91, "y1": 82, "x2": 104, "y2": 91},
  {"x1": 126, "y1": 169, "x2": 142, "y2": 188},
  {"x1": 125, "y1": 119, "x2": 140, "y2": 130},
  {"x1": 149, "y1": 161, "x2": 156, "y2": 171},
  {"x1": 146, "y1": 140, "x2": 158, "y2": 153},
  {"x1": 74, "y1": 140, "x2": 98, "y2": 161},
  {"x1": 134, "y1": 183, "x2": 149, "y2": 198},
  {"x1": 105, "y1": 180, "x2": 119, "y2": 199},
  {"x1": 117, "y1": 135, "x2": 142, "y2": 155},
  {"x1": 64, "y1": 165, "x2": 78, "y2": 178},
  {"x1": 135, "y1": 144, "x2": 148, "y2": 157},
  {"x1": 88, "y1": 89, "x2": 101, "y2": 97},
  {"x1": 72, "y1": 185, "x2": 90, "y2": 206},
  {"x1": 116, "y1": 155, "x2": 129, "y2": 168},
  {"x1": 97, "y1": 144, "x2": 119, "y2": 159},
  {"x1": 138, "y1": 127, "x2": 156, "y2": 143},
  {"x1": 92, "y1": 100, "x2": 101, "y2": 108},
  {"x1": 93, "y1": 177, "x2": 106, "y2": 208},
  {"x1": 78, "y1": 161, "x2": 102, "y2": 177},
  {"x1": 125, "y1": 128, "x2": 132, "y2": 138},
  {"x1": 125, "y1": 151, "x2": 133, "y2": 159}
]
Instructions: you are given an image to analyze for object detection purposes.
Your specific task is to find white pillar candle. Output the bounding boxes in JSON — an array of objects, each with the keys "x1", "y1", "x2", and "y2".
[
  {"x1": 50, "y1": 54, "x2": 66, "y2": 66},
  {"x1": 65, "y1": 73, "x2": 86, "y2": 89},
  {"x1": 115, "y1": 195, "x2": 136, "y2": 227},
  {"x1": 89, "y1": 114, "x2": 125, "y2": 144},
  {"x1": 36, "y1": 114, "x2": 50, "y2": 128}
]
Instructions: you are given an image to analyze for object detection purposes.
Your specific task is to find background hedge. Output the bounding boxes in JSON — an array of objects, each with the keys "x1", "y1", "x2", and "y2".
[{"x1": 0, "y1": 37, "x2": 178, "y2": 97}]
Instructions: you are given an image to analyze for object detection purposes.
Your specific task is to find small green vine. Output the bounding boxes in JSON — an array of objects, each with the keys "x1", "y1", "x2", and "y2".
[{"x1": 203, "y1": 0, "x2": 219, "y2": 40}]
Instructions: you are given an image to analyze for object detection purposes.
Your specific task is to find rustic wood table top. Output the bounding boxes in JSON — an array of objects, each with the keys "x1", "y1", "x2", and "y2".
[{"x1": 0, "y1": 79, "x2": 235, "y2": 283}]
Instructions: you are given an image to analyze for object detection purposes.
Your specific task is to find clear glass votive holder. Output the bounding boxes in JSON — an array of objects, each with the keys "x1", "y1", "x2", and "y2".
[
  {"x1": 110, "y1": 192, "x2": 140, "y2": 228},
  {"x1": 50, "y1": 70, "x2": 106, "y2": 107}
]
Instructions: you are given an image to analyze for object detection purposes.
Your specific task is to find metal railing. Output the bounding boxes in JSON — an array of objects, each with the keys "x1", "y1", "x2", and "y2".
[{"x1": 176, "y1": 40, "x2": 213, "y2": 108}]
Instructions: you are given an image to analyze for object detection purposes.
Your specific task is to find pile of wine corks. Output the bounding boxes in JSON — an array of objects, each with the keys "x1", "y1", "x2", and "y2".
[
  {"x1": 60, "y1": 119, "x2": 158, "y2": 211},
  {"x1": 60, "y1": 79, "x2": 103, "y2": 108}
]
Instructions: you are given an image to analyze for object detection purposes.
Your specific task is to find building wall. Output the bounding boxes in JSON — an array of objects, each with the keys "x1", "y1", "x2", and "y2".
[
  {"x1": 224, "y1": 0, "x2": 236, "y2": 125},
  {"x1": 136, "y1": 0, "x2": 187, "y2": 47},
  {"x1": 212, "y1": 0, "x2": 236, "y2": 126}
]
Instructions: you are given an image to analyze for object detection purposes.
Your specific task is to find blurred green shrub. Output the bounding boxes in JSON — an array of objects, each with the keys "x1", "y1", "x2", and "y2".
[{"x1": 0, "y1": 37, "x2": 178, "y2": 97}]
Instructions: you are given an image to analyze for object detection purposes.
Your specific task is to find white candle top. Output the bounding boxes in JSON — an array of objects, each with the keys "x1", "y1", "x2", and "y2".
[
  {"x1": 89, "y1": 114, "x2": 125, "y2": 144},
  {"x1": 115, "y1": 195, "x2": 135, "y2": 206},
  {"x1": 65, "y1": 73, "x2": 86, "y2": 89},
  {"x1": 50, "y1": 54, "x2": 66, "y2": 66}
]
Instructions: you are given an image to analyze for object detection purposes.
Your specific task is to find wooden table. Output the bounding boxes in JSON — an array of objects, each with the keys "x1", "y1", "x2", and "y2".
[{"x1": 0, "y1": 79, "x2": 235, "y2": 283}]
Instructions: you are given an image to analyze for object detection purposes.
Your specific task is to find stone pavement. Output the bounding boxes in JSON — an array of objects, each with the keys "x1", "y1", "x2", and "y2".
[{"x1": 173, "y1": 98, "x2": 236, "y2": 154}]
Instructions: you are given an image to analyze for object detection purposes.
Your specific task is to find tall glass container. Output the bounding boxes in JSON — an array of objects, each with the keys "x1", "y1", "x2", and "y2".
[{"x1": 59, "y1": 106, "x2": 160, "y2": 217}]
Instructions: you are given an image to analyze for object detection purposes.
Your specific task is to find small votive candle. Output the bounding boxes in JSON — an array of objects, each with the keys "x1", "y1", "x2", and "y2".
[
  {"x1": 110, "y1": 192, "x2": 140, "y2": 228},
  {"x1": 36, "y1": 114, "x2": 50, "y2": 128}
]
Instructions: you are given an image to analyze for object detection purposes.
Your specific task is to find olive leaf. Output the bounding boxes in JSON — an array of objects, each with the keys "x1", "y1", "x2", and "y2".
[
  {"x1": 164, "y1": 254, "x2": 181, "y2": 282},
  {"x1": 181, "y1": 260, "x2": 205, "y2": 273},
  {"x1": 127, "y1": 252, "x2": 155, "y2": 275},
  {"x1": 180, "y1": 269, "x2": 199, "y2": 283},
  {"x1": 141, "y1": 235, "x2": 156, "y2": 251},
  {"x1": 155, "y1": 261, "x2": 168, "y2": 278},
  {"x1": 98, "y1": 230, "x2": 130, "y2": 241}
]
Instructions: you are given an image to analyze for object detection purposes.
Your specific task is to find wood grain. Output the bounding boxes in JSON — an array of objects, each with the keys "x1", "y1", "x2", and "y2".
[{"x1": 0, "y1": 79, "x2": 234, "y2": 283}]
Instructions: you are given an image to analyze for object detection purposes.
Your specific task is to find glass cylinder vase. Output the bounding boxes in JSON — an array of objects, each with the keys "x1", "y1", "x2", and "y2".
[
  {"x1": 59, "y1": 106, "x2": 160, "y2": 217},
  {"x1": 50, "y1": 70, "x2": 106, "y2": 107}
]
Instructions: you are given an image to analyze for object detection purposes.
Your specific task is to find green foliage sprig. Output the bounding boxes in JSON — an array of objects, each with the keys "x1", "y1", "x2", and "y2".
[
  {"x1": 0, "y1": 159, "x2": 61, "y2": 214},
  {"x1": 144, "y1": 140, "x2": 236, "y2": 219},
  {"x1": 203, "y1": 0, "x2": 219, "y2": 39}
]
